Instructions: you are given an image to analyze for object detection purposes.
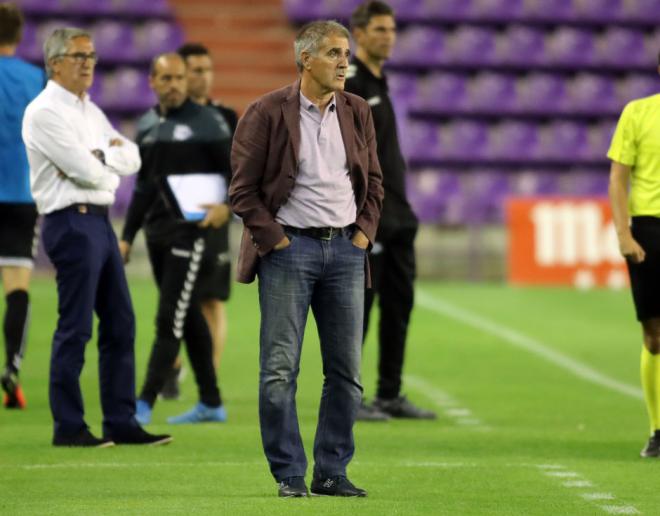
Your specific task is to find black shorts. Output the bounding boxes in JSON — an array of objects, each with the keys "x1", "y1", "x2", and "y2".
[
  {"x1": 627, "y1": 216, "x2": 660, "y2": 321},
  {"x1": 0, "y1": 203, "x2": 39, "y2": 268},
  {"x1": 197, "y1": 224, "x2": 231, "y2": 301}
]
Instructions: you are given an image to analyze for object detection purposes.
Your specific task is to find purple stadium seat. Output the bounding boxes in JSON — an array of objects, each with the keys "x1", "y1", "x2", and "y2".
[
  {"x1": 520, "y1": 0, "x2": 574, "y2": 21},
  {"x1": 537, "y1": 121, "x2": 589, "y2": 161},
  {"x1": 108, "y1": 0, "x2": 170, "y2": 17},
  {"x1": 15, "y1": 20, "x2": 38, "y2": 61},
  {"x1": 110, "y1": 174, "x2": 137, "y2": 218},
  {"x1": 447, "y1": 26, "x2": 497, "y2": 65},
  {"x1": 467, "y1": 73, "x2": 516, "y2": 112},
  {"x1": 513, "y1": 171, "x2": 561, "y2": 196},
  {"x1": 387, "y1": 73, "x2": 419, "y2": 103},
  {"x1": 282, "y1": 0, "x2": 323, "y2": 21},
  {"x1": 597, "y1": 28, "x2": 646, "y2": 67},
  {"x1": 515, "y1": 73, "x2": 567, "y2": 114},
  {"x1": 566, "y1": 171, "x2": 609, "y2": 197},
  {"x1": 469, "y1": 0, "x2": 523, "y2": 21},
  {"x1": 388, "y1": 27, "x2": 445, "y2": 67},
  {"x1": 407, "y1": 170, "x2": 464, "y2": 224},
  {"x1": 466, "y1": 170, "x2": 512, "y2": 223},
  {"x1": 493, "y1": 25, "x2": 545, "y2": 65},
  {"x1": 573, "y1": 0, "x2": 623, "y2": 22},
  {"x1": 16, "y1": 0, "x2": 58, "y2": 15},
  {"x1": 568, "y1": 73, "x2": 619, "y2": 114},
  {"x1": 401, "y1": 122, "x2": 441, "y2": 161},
  {"x1": 91, "y1": 21, "x2": 138, "y2": 63},
  {"x1": 622, "y1": 0, "x2": 660, "y2": 22},
  {"x1": 617, "y1": 75, "x2": 659, "y2": 104},
  {"x1": 20, "y1": 20, "x2": 73, "y2": 62},
  {"x1": 134, "y1": 20, "x2": 184, "y2": 60},
  {"x1": 583, "y1": 121, "x2": 616, "y2": 161},
  {"x1": 419, "y1": 0, "x2": 472, "y2": 19},
  {"x1": 96, "y1": 68, "x2": 154, "y2": 111},
  {"x1": 53, "y1": 0, "x2": 112, "y2": 16},
  {"x1": 410, "y1": 73, "x2": 467, "y2": 112},
  {"x1": 546, "y1": 28, "x2": 596, "y2": 66},
  {"x1": 87, "y1": 69, "x2": 104, "y2": 103},
  {"x1": 443, "y1": 121, "x2": 489, "y2": 160},
  {"x1": 387, "y1": 0, "x2": 425, "y2": 21},
  {"x1": 644, "y1": 29, "x2": 660, "y2": 66},
  {"x1": 488, "y1": 121, "x2": 538, "y2": 160},
  {"x1": 316, "y1": 0, "x2": 361, "y2": 18}
]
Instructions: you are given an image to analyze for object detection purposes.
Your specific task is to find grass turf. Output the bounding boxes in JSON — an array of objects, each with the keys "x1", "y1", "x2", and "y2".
[{"x1": 0, "y1": 276, "x2": 656, "y2": 515}]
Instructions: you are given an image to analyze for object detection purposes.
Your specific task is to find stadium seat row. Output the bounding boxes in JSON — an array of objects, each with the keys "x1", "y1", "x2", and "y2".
[
  {"x1": 402, "y1": 120, "x2": 615, "y2": 165},
  {"x1": 389, "y1": 72, "x2": 658, "y2": 118},
  {"x1": 388, "y1": 25, "x2": 660, "y2": 70},
  {"x1": 407, "y1": 169, "x2": 610, "y2": 224},
  {"x1": 285, "y1": 0, "x2": 660, "y2": 25},
  {"x1": 17, "y1": 19, "x2": 184, "y2": 64}
]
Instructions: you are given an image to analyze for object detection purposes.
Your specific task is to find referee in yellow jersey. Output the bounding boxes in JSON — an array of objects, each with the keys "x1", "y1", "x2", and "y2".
[{"x1": 608, "y1": 64, "x2": 660, "y2": 457}]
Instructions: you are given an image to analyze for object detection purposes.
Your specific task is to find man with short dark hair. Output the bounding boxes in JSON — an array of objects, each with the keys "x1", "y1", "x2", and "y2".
[
  {"x1": 230, "y1": 20, "x2": 383, "y2": 498},
  {"x1": 154, "y1": 43, "x2": 237, "y2": 400},
  {"x1": 0, "y1": 2, "x2": 45, "y2": 409},
  {"x1": 23, "y1": 27, "x2": 171, "y2": 446},
  {"x1": 346, "y1": 0, "x2": 436, "y2": 421},
  {"x1": 120, "y1": 52, "x2": 231, "y2": 426}
]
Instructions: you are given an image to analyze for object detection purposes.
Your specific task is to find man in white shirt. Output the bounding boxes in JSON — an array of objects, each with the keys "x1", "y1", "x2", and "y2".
[{"x1": 22, "y1": 27, "x2": 172, "y2": 447}]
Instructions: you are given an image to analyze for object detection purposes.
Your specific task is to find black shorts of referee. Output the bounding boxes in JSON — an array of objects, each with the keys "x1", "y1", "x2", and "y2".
[
  {"x1": 196, "y1": 224, "x2": 231, "y2": 302},
  {"x1": 628, "y1": 216, "x2": 660, "y2": 321},
  {"x1": 0, "y1": 203, "x2": 39, "y2": 268}
]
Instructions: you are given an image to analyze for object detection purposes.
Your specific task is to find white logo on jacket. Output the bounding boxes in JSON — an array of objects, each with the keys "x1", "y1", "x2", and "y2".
[{"x1": 173, "y1": 124, "x2": 193, "y2": 141}]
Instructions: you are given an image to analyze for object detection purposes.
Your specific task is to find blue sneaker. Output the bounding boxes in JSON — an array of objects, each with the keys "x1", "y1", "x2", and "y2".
[
  {"x1": 167, "y1": 402, "x2": 227, "y2": 424},
  {"x1": 135, "y1": 399, "x2": 152, "y2": 425}
]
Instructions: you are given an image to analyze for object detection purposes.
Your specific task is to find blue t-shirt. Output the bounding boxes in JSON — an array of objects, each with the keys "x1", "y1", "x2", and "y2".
[{"x1": 0, "y1": 56, "x2": 46, "y2": 203}]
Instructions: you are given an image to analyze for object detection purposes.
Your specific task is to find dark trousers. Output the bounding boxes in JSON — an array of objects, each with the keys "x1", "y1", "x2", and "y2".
[
  {"x1": 363, "y1": 225, "x2": 417, "y2": 399},
  {"x1": 42, "y1": 208, "x2": 138, "y2": 439},
  {"x1": 139, "y1": 236, "x2": 221, "y2": 407}
]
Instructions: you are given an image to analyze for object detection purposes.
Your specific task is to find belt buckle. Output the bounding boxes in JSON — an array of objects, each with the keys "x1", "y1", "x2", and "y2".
[
  {"x1": 320, "y1": 227, "x2": 334, "y2": 240},
  {"x1": 77, "y1": 204, "x2": 88, "y2": 214}
]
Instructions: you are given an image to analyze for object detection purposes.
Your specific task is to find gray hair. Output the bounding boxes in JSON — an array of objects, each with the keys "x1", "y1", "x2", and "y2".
[
  {"x1": 43, "y1": 27, "x2": 92, "y2": 78},
  {"x1": 294, "y1": 20, "x2": 350, "y2": 72}
]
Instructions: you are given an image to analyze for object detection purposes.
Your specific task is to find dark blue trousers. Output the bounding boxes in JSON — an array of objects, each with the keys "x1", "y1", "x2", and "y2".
[{"x1": 42, "y1": 208, "x2": 138, "y2": 440}]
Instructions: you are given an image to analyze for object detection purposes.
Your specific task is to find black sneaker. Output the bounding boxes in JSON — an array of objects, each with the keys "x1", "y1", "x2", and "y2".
[
  {"x1": 311, "y1": 476, "x2": 367, "y2": 497},
  {"x1": 53, "y1": 428, "x2": 115, "y2": 448},
  {"x1": 159, "y1": 365, "x2": 181, "y2": 401},
  {"x1": 278, "y1": 476, "x2": 308, "y2": 497},
  {"x1": 1, "y1": 368, "x2": 26, "y2": 409},
  {"x1": 641, "y1": 435, "x2": 660, "y2": 458},
  {"x1": 108, "y1": 426, "x2": 173, "y2": 446},
  {"x1": 373, "y1": 395, "x2": 437, "y2": 419},
  {"x1": 355, "y1": 400, "x2": 390, "y2": 422}
]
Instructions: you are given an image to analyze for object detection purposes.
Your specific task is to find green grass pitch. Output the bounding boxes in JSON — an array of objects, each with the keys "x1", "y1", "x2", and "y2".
[{"x1": 0, "y1": 276, "x2": 657, "y2": 515}]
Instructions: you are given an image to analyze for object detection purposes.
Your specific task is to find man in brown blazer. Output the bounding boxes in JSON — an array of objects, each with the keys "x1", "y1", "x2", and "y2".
[{"x1": 230, "y1": 20, "x2": 383, "y2": 498}]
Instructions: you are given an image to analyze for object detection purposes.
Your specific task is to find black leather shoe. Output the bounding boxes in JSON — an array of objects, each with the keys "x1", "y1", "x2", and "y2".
[
  {"x1": 53, "y1": 428, "x2": 115, "y2": 448},
  {"x1": 311, "y1": 476, "x2": 367, "y2": 497},
  {"x1": 641, "y1": 435, "x2": 660, "y2": 458},
  {"x1": 373, "y1": 395, "x2": 437, "y2": 419},
  {"x1": 107, "y1": 426, "x2": 173, "y2": 446},
  {"x1": 355, "y1": 400, "x2": 390, "y2": 422},
  {"x1": 278, "y1": 476, "x2": 308, "y2": 497}
]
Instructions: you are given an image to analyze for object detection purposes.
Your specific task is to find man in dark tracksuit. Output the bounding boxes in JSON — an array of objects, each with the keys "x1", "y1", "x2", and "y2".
[
  {"x1": 120, "y1": 53, "x2": 232, "y2": 425},
  {"x1": 345, "y1": 1, "x2": 435, "y2": 420}
]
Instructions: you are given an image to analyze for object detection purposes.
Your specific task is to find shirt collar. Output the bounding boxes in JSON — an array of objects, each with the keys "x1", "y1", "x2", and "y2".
[
  {"x1": 46, "y1": 79, "x2": 89, "y2": 107},
  {"x1": 299, "y1": 91, "x2": 336, "y2": 113}
]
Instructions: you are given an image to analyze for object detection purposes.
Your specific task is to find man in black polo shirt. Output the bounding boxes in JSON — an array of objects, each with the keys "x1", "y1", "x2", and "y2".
[
  {"x1": 345, "y1": 0, "x2": 436, "y2": 420},
  {"x1": 119, "y1": 53, "x2": 231, "y2": 425}
]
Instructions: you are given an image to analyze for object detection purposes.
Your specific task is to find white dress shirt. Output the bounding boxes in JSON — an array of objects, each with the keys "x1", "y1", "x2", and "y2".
[{"x1": 22, "y1": 80, "x2": 140, "y2": 214}]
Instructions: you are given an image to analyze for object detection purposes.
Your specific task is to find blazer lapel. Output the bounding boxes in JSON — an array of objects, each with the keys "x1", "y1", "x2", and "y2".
[
  {"x1": 336, "y1": 92, "x2": 357, "y2": 172},
  {"x1": 282, "y1": 81, "x2": 302, "y2": 167}
]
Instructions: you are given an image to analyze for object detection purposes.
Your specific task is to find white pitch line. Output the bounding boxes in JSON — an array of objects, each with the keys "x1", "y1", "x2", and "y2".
[
  {"x1": 405, "y1": 374, "x2": 488, "y2": 429},
  {"x1": 582, "y1": 493, "x2": 615, "y2": 501},
  {"x1": 563, "y1": 480, "x2": 594, "y2": 488},
  {"x1": 599, "y1": 506, "x2": 640, "y2": 515},
  {"x1": 416, "y1": 290, "x2": 642, "y2": 400},
  {"x1": 545, "y1": 471, "x2": 580, "y2": 478}
]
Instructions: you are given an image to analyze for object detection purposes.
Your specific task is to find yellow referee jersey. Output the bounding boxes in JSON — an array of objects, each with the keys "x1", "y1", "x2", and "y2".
[{"x1": 608, "y1": 93, "x2": 660, "y2": 216}]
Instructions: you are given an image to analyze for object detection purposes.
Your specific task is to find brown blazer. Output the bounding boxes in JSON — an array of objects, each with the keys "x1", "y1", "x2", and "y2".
[{"x1": 229, "y1": 80, "x2": 384, "y2": 284}]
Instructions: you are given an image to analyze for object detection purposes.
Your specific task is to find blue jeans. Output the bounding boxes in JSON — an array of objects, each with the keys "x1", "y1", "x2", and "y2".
[{"x1": 257, "y1": 229, "x2": 365, "y2": 481}]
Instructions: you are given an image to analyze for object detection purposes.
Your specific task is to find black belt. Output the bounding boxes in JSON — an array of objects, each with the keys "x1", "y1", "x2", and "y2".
[
  {"x1": 283, "y1": 225, "x2": 349, "y2": 240},
  {"x1": 65, "y1": 203, "x2": 109, "y2": 216}
]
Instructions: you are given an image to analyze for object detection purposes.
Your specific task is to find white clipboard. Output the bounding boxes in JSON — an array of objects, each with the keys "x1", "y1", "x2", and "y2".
[{"x1": 165, "y1": 173, "x2": 227, "y2": 221}]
